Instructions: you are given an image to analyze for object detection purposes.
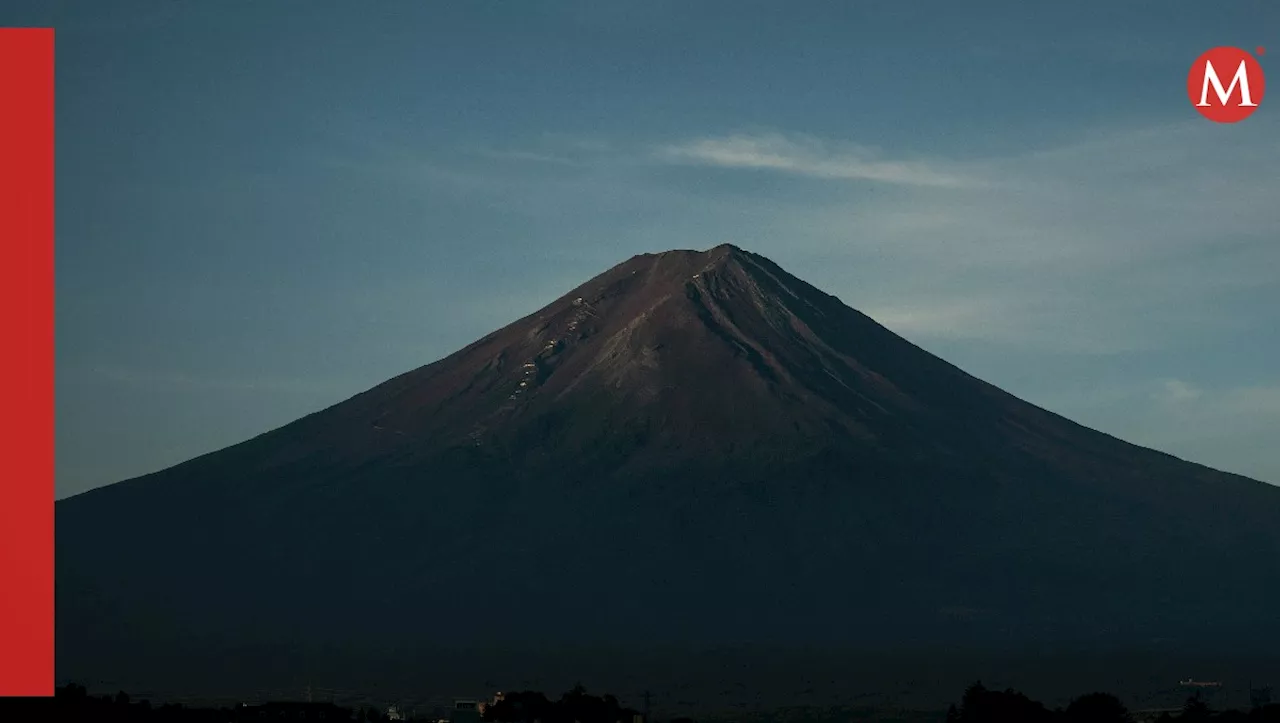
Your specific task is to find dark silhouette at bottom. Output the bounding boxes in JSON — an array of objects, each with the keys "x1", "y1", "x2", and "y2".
[{"x1": 6, "y1": 681, "x2": 1280, "y2": 722}]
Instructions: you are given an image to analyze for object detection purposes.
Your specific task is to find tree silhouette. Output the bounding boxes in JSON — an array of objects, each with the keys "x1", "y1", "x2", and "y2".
[
  {"x1": 1181, "y1": 694, "x2": 1212, "y2": 722},
  {"x1": 484, "y1": 691, "x2": 553, "y2": 723},
  {"x1": 58, "y1": 683, "x2": 89, "y2": 702},
  {"x1": 484, "y1": 686, "x2": 634, "y2": 723},
  {"x1": 958, "y1": 681, "x2": 988, "y2": 721},
  {"x1": 953, "y1": 680, "x2": 1054, "y2": 723},
  {"x1": 1064, "y1": 692, "x2": 1132, "y2": 723}
]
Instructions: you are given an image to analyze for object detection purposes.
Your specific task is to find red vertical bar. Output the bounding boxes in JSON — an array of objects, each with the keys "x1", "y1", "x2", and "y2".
[{"x1": 0, "y1": 28, "x2": 55, "y2": 697}]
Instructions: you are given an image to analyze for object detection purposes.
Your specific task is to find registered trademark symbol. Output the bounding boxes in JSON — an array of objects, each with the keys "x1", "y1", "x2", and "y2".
[{"x1": 1258, "y1": 46, "x2": 1266, "y2": 56}]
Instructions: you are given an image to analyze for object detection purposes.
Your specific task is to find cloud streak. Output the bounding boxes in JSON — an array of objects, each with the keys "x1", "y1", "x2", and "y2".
[
  {"x1": 1042, "y1": 378, "x2": 1280, "y2": 484},
  {"x1": 658, "y1": 133, "x2": 987, "y2": 188},
  {"x1": 343, "y1": 120, "x2": 1279, "y2": 360},
  {"x1": 676, "y1": 121, "x2": 1280, "y2": 356},
  {"x1": 328, "y1": 119, "x2": 1280, "y2": 361}
]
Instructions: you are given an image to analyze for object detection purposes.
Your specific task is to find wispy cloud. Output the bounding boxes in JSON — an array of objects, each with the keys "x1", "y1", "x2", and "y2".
[
  {"x1": 468, "y1": 134, "x2": 621, "y2": 168},
  {"x1": 537, "y1": 133, "x2": 615, "y2": 155},
  {"x1": 1155, "y1": 378, "x2": 1204, "y2": 405},
  {"x1": 1027, "y1": 378, "x2": 1280, "y2": 484},
  {"x1": 700, "y1": 120, "x2": 1280, "y2": 355},
  {"x1": 861, "y1": 299, "x2": 1008, "y2": 339},
  {"x1": 474, "y1": 148, "x2": 580, "y2": 166},
  {"x1": 320, "y1": 119, "x2": 1280, "y2": 361},
  {"x1": 861, "y1": 295, "x2": 1175, "y2": 356},
  {"x1": 1146, "y1": 379, "x2": 1280, "y2": 435},
  {"x1": 657, "y1": 132, "x2": 986, "y2": 188}
]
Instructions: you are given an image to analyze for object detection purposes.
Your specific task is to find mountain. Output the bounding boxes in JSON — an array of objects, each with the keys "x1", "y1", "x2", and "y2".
[{"x1": 56, "y1": 244, "x2": 1280, "y2": 701}]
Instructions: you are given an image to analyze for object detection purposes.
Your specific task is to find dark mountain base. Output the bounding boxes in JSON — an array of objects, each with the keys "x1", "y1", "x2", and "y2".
[{"x1": 56, "y1": 245, "x2": 1280, "y2": 708}]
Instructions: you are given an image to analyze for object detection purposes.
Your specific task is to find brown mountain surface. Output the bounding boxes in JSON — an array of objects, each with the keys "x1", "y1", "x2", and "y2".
[{"x1": 56, "y1": 244, "x2": 1280, "y2": 700}]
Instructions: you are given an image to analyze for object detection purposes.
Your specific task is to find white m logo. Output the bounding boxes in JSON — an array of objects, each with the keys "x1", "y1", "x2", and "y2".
[{"x1": 1197, "y1": 59, "x2": 1258, "y2": 107}]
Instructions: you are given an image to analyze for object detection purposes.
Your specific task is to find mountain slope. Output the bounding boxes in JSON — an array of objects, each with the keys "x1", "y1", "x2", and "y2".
[{"x1": 57, "y1": 244, "x2": 1280, "y2": 695}]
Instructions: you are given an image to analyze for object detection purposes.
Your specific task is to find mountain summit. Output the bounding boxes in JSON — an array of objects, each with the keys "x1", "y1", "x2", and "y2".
[{"x1": 58, "y1": 245, "x2": 1280, "y2": 696}]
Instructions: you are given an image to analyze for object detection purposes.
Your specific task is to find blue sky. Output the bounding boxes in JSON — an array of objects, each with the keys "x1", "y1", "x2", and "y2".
[{"x1": 9, "y1": 0, "x2": 1278, "y2": 497}]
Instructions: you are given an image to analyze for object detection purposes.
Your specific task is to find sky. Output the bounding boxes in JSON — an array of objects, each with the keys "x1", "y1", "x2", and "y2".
[{"x1": 6, "y1": 0, "x2": 1278, "y2": 497}]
